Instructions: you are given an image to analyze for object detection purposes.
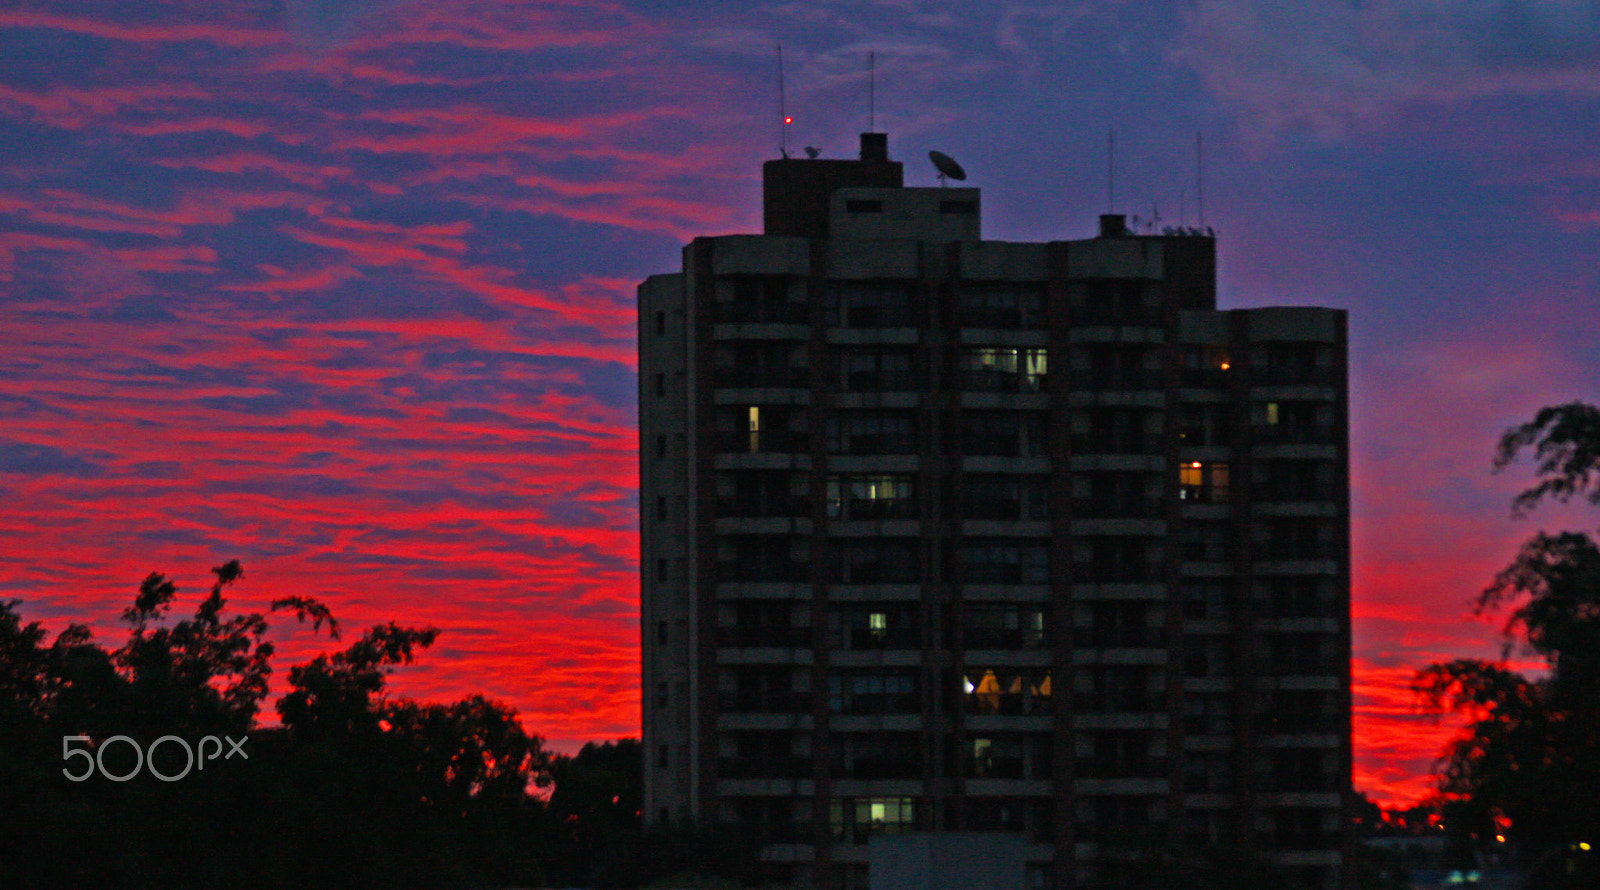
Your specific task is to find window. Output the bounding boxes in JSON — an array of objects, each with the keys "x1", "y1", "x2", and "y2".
[
  {"x1": 657, "y1": 744, "x2": 669, "y2": 769},
  {"x1": 960, "y1": 410, "x2": 1047, "y2": 456},
  {"x1": 966, "y1": 734, "x2": 1052, "y2": 779},
  {"x1": 826, "y1": 281, "x2": 916, "y2": 327},
  {"x1": 828, "y1": 410, "x2": 916, "y2": 453},
  {"x1": 657, "y1": 620, "x2": 668, "y2": 644},
  {"x1": 960, "y1": 347, "x2": 1047, "y2": 392},
  {"x1": 834, "y1": 541, "x2": 921, "y2": 584},
  {"x1": 1075, "y1": 666, "x2": 1158, "y2": 713},
  {"x1": 1072, "y1": 601, "x2": 1160, "y2": 648},
  {"x1": 654, "y1": 372, "x2": 666, "y2": 396},
  {"x1": 656, "y1": 434, "x2": 667, "y2": 458},
  {"x1": 656, "y1": 558, "x2": 669, "y2": 583},
  {"x1": 831, "y1": 604, "x2": 918, "y2": 649},
  {"x1": 827, "y1": 474, "x2": 917, "y2": 520},
  {"x1": 656, "y1": 681, "x2": 668, "y2": 708},
  {"x1": 956, "y1": 282, "x2": 1044, "y2": 327},
  {"x1": 831, "y1": 797, "x2": 916, "y2": 842},
  {"x1": 828, "y1": 670, "x2": 919, "y2": 714},
  {"x1": 1179, "y1": 461, "x2": 1229, "y2": 502},
  {"x1": 714, "y1": 275, "x2": 802, "y2": 324},
  {"x1": 962, "y1": 474, "x2": 1048, "y2": 521},
  {"x1": 839, "y1": 348, "x2": 917, "y2": 391},
  {"x1": 656, "y1": 496, "x2": 667, "y2": 521},
  {"x1": 846, "y1": 199, "x2": 883, "y2": 213},
  {"x1": 654, "y1": 310, "x2": 665, "y2": 335},
  {"x1": 832, "y1": 733, "x2": 920, "y2": 779},
  {"x1": 963, "y1": 605, "x2": 1047, "y2": 649},
  {"x1": 957, "y1": 541, "x2": 1048, "y2": 584},
  {"x1": 1078, "y1": 731, "x2": 1165, "y2": 778},
  {"x1": 939, "y1": 200, "x2": 976, "y2": 214},
  {"x1": 961, "y1": 668, "x2": 1052, "y2": 715}
]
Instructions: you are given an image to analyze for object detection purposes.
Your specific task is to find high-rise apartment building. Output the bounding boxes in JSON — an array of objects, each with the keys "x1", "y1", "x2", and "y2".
[{"x1": 639, "y1": 134, "x2": 1350, "y2": 890}]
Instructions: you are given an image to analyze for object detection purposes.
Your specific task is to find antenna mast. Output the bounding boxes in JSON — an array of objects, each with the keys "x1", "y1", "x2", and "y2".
[
  {"x1": 1196, "y1": 131, "x2": 1205, "y2": 227},
  {"x1": 868, "y1": 49, "x2": 876, "y2": 131},
  {"x1": 777, "y1": 44, "x2": 790, "y2": 158},
  {"x1": 1107, "y1": 127, "x2": 1115, "y2": 213}
]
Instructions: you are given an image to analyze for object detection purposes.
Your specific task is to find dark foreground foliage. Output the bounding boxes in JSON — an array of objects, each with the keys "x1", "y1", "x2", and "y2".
[
  {"x1": 1413, "y1": 402, "x2": 1600, "y2": 888},
  {"x1": 0, "y1": 562, "x2": 742, "y2": 889}
]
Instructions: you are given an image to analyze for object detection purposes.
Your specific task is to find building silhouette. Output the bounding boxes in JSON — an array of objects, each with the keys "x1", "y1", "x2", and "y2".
[{"x1": 639, "y1": 133, "x2": 1351, "y2": 890}]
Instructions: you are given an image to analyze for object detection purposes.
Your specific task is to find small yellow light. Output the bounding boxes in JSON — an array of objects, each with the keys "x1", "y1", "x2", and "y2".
[
  {"x1": 1190, "y1": 462, "x2": 1202, "y2": 468},
  {"x1": 1582, "y1": 842, "x2": 1592, "y2": 851},
  {"x1": 784, "y1": 116, "x2": 793, "y2": 124},
  {"x1": 1219, "y1": 362, "x2": 1230, "y2": 370},
  {"x1": 1495, "y1": 835, "x2": 1505, "y2": 843}
]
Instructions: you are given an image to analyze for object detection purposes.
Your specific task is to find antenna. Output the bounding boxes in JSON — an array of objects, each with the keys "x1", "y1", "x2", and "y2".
[
  {"x1": 1196, "y1": 131, "x2": 1205, "y2": 227},
  {"x1": 777, "y1": 44, "x2": 790, "y2": 158},
  {"x1": 1107, "y1": 127, "x2": 1115, "y2": 213},
  {"x1": 868, "y1": 49, "x2": 876, "y2": 132}
]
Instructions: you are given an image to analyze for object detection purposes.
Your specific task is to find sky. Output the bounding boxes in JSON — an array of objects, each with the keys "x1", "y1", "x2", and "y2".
[{"x1": 3, "y1": 0, "x2": 1599, "y2": 808}]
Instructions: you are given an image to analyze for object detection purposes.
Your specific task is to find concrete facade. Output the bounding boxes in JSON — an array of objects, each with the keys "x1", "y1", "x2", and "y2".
[{"x1": 638, "y1": 134, "x2": 1352, "y2": 890}]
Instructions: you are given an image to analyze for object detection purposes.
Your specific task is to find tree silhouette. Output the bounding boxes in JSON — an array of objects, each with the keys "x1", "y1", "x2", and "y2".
[
  {"x1": 1414, "y1": 402, "x2": 1600, "y2": 886},
  {"x1": 0, "y1": 561, "x2": 565, "y2": 889}
]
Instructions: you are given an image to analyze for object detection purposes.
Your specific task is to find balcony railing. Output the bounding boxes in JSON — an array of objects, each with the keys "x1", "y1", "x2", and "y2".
[
  {"x1": 960, "y1": 369, "x2": 1046, "y2": 393},
  {"x1": 714, "y1": 430, "x2": 810, "y2": 454}
]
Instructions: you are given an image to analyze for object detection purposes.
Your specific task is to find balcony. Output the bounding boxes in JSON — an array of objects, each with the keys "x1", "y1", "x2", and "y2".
[
  {"x1": 1078, "y1": 368, "x2": 1163, "y2": 390},
  {"x1": 1251, "y1": 365, "x2": 1337, "y2": 386},
  {"x1": 717, "y1": 626, "x2": 814, "y2": 648},
  {"x1": 1071, "y1": 432, "x2": 1164, "y2": 455},
  {"x1": 842, "y1": 369, "x2": 921, "y2": 392},
  {"x1": 718, "y1": 756, "x2": 811, "y2": 780},
  {"x1": 716, "y1": 496, "x2": 811, "y2": 519},
  {"x1": 718, "y1": 560, "x2": 813, "y2": 583},
  {"x1": 1072, "y1": 497, "x2": 1164, "y2": 518},
  {"x1": 1070, "y1": 304, "x2": 1164, "y2": 327},
  {"x1": 714, "y1": 301, "x2": 809, "y2": 325},
  {"x1": 713, "y1": 366, "x2": 810, "y2": 390},
  {"x1": 718, "y1": 691, "x2": 812, "y2": 713},
  {"x1": 1253, "y1": 424, "x2": 1339, "y2": 445}
]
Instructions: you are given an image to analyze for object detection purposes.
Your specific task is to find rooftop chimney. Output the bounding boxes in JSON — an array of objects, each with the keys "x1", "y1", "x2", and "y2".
[
  {"x1": 1099, "y1": 214, "x2": 1128, "y2": 238},
  {"x1": 860, "y1": 132, "x2": 888, "y2": 162}
]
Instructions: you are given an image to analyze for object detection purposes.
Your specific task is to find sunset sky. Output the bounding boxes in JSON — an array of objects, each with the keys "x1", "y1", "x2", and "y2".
[{"x1": 4, "y1": 0, "x2": 1599, "y2": 807}]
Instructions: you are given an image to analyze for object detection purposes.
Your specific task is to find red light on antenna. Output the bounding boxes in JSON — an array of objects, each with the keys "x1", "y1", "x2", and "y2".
[{"x1": 784, "y1": 116, "x2": 793, "y2": 125}]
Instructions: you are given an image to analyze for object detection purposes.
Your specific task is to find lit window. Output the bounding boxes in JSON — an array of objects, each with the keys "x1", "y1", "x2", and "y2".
[
  {"x1": 747, "y1": 406, "x2": 760, "y2": 452},
  {"x1": 1266, "y1": 402, "x2": 1280, "y2": 425},
  {"x1": 1180, "y1": 462, "x2": 1229, "y2": 502}
]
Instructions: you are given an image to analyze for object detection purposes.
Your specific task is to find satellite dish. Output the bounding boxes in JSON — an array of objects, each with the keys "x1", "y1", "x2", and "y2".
[
  {"x1": 804, "y1": 146, "x2": 821, "y2": 159},
  {"x1": 929, "y1": 150, "x2": 967, "y2": 185}
]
